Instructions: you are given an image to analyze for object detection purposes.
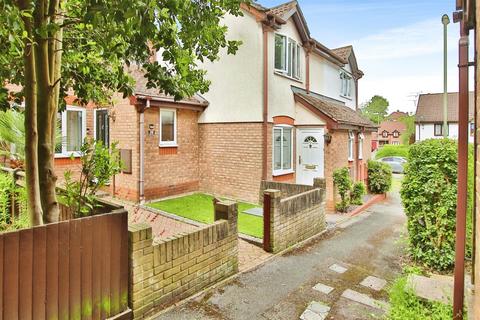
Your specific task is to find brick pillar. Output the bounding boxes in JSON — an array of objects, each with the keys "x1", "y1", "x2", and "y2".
[
  {"x1": 263, "y1": 189, "x2": 281, "y2": 253},
  {"x1": 214, "y1": 200, "x2": 238, "y2": 233},
  {"x1": 128, "y1": 223, "x2": 154, "y2": 319}
]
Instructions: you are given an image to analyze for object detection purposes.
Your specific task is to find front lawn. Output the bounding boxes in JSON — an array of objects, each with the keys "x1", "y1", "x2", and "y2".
[{"x1": 147, "y1": 193, "x2": 263, "y2": 238}]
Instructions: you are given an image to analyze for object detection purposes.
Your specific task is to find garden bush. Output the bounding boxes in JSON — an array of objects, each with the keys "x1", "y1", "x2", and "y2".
[
  {"x1": 350, "y1": 182, "x2": 366, "y2": 205},
  {"x1": 367, "y1": 160, "x2": 392, "y2": 194},
  {"x1": 400, "y1": 139, "x2": 473, "y2": 271},
  {"x1": 333, "y1": 167, "x2": 352, "y2": 212},
  {"x1": 375, "y1": 144, "x2": 410, "y2": 159},
  {"x1": 0, "y1": 171, "x2": 28, "y2": 231}
]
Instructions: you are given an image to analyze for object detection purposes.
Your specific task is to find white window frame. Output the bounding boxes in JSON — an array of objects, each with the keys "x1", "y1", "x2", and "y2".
[
  {"x1": 340, "y1": 71, "x2": 353, "y2": 98},
  {"x1": 159, "y1": 108, "x2": 177, "y2": 147},
  {"x1": 55, "y1": 106, "x2": 87, "y2": 158},
  {"x1": 348, "y1": 131, "x2": 354, "y2": 161},
  {"x1": 272, "y1": 125, "x2": 294, "y2": 176},
  {"x1": 358, "y1": 133, "x2": 364, "y2": 160},
  {"x1": 274, "y1": 33, "x2": 301, "y2": 80}
]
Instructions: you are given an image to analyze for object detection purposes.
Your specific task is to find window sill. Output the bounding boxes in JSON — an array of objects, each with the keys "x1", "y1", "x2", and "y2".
[
  {"x1": 159, "y1": 144, "x2": 178, "y2": 148},
  {"x1": 273, "y1": 169, "x2": 294, "y2": 177},
  {"x1": 55, "y1": 153, "x2": 81, "y2": 159},
  {"x1": 340, "y1": 95, "x2": 353, "y2": 100},
  {"x1": 274, "y1": 71, "x2": 303, "y2": 84}
]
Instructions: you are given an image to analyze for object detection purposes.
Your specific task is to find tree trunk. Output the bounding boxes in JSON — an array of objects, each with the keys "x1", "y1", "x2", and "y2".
[{"x1": 19, "y1": 0, "x2": 43, "y2": 226}]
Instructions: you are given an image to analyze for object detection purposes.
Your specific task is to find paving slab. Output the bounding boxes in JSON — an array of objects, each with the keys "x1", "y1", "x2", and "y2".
[
  {"x1": 243, "y1": 207, "x2": 263, "y2": 217},
  {"x1": 341, "y1": 289, "x2": 389, "y2": 311},
  {"x1": 312, "y1": 283, "x2": 334, "y2": 295},
  {"x1": 407, "y1": 274, "x2": 452, "y2": 304},
  {"x1": 329, "y1": 263, "x2": 348, "y2": 274},
  {"x1": 360, "y1": 276, "x2": 387, "y2": 291},
  {"x1": 300, "y1": 301, "x2": 330, "y2": 320}
]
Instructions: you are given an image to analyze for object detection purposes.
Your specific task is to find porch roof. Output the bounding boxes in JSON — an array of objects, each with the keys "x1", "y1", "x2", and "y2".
[{"x1": 292, "y1": 87, "x2": 377, "y2": 130}]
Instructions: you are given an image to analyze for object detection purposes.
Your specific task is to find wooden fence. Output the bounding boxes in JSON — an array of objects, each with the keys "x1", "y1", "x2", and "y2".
[{"x1": 0, "y1": 209, "x2": 130, "y2": 320}]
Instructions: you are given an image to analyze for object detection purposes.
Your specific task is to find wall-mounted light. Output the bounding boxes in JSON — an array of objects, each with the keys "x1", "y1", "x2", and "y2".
[{"x1": 324, "y1": 132, "x2": 332, "y2": 144}]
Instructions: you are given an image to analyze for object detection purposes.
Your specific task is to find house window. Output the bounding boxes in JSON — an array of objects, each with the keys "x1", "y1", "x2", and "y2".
[
  {"x1": 94, "y1": 109, "x2": 109, "y2": 146},
  {"x1": 358, "y1": 133, "x2": 364, "y2": 160},
  {"x1": 393, "y1": 130, "x2": 399, "y2": 138},
  {"x1": 340, "y1": 71, "x2": 352, "y2": 98},
  {"x1": 273, "y1": 126, "x2": 293, "y2": 175},
  {"x1": 348, "y1": 131, "x2": 354, "y2": 161},
  {"x1": 274, "y1": 34, "x2": 301, "y2": 79},
  {"x1": 382, "y1": 130, "x2": 388, "y2": 138},
  {"x1": 159, "y1": 109, "x2": 177, "y2": 146},
  {"x1": 434, "y1": 124, "x2": 444, "y2": 136},
  {"x1": 55, "y1": 106, "x2": 86, "y2": 157}
]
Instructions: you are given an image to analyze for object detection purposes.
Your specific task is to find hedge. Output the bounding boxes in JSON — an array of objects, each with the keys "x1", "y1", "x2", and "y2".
[
  {"x1": 400, "y1": 139, "x2": 473, "y2": 271},
  {"x1": 375, "y1": 145, "x2": 410, "y2": 159},
  {"x1": 367, "y1": 160, "x2": 392, "y2": 194}
]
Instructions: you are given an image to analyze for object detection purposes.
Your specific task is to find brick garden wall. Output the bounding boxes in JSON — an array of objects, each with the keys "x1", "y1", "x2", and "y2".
[
  {"x1": 128, "y1": 201, "x2": 239, "y2": 319},
  {"x1": 199, "y1": 122, "x2": 272, "y2": 203},
  {"x1": 263, "y1": 179, "x2": 326, "y2": 253},
  {"x1": 259, "y1": 180, "x2": 314, "y2": 202}
]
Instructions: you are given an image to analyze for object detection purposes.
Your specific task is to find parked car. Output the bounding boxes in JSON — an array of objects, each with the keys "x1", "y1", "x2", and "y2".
[{"x1": 377, "y1": 157, "x2": 406, "y2": 174}]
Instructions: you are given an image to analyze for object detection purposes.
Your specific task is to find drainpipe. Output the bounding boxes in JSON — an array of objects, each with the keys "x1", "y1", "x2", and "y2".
[
  {"x1": 139, "y1": 98, "x2": 151, "y2": 203},
  {"x1": 262, "y1": 24, "x2": 269, "y2": 181},
  {"x1": 442, "y1": 14, "x2": 450, "y2": 138},
  {"x1": 305, "y1": 45, "x2": 311, "y2": 94},
  {"x1": 453, "y1": 16, "x2": 469, "y2": 320}
]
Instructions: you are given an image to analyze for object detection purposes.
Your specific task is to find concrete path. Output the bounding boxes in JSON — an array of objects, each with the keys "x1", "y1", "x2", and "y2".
[{"x1": 154, "y1": 190, "x2": 406, "y2": 320}]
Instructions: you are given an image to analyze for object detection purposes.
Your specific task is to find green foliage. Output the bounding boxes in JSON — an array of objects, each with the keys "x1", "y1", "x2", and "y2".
[
  {"x1": 386, "y1": 277, "x2": 452, "y2": 320},
  {"x1": 375, "y1": 145, "x2": 410, "y2": 160},
  {"x1": 0, "y1": 0, "x2": 245, "y2": 108},
  {"x1": 400, "y1": 139, "x2": 473, "y2": 271},
  {"x1": 61, "y1": 139, "x2": 121, "y2": 217},
  {"x1": 333, "y1": 167, "x2": 352, "y2": 212},
  {"x1": 399, "y1": 114, "x2": 415, "y2": 145},
  {"x1": 0, "y1": 171, "x2": 29, "y2": 231},
  {"x1": 360, "y1": 95, "x2": 389, "y2": 124},
  {"x1": 367, "y1": 160, "x2": 392, "y2": 194},
  {"x1": 0, "y1": 109, "x2": 25, "y2": 161},
  {"x1": 350, "y1": 182, "x2": 366, "y2": 205}
]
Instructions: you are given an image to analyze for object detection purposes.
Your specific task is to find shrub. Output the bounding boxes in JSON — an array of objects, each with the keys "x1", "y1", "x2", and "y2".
[
  {"x1": 62, "y1": 139, "x2": 121, "y2": 217},
  {"x1": 367, "y1": 160, "x2": 392, "y2": 194},
  {"x1": 375, "y1": 144, "x2": 410, "y2": 159},
  {"x1": 400, "y1": 139, "x2": 473, "y2": 271},
  {"x1": 0, "y1": 171, "x2": 28, "y2": 232},
  {"x1": 350, "y1": 182, "x2": 366, "y2": 205},
  {"x1": 333, "y1": 167, "x2": 352, "y2": 212}
]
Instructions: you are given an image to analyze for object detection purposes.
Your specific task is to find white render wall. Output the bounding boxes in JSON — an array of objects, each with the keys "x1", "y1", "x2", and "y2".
[
  {"x1": 198, "y1": 12, "x2": 263, "y2": 123},
  {"x1": 309, "y1": 52, "x2": 356, "y2": 109},
  {"x1": 415, "y1": 123, "x2": 474, "y2": 143}
]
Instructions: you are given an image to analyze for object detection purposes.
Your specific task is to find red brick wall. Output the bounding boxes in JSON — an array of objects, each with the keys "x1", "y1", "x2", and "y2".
[
  {"x1": 199, "y1": 122, "x2": 272, "y2": 204},
  {"x1": 142, "y1": 107, "x2": 200, "y2": 200}
]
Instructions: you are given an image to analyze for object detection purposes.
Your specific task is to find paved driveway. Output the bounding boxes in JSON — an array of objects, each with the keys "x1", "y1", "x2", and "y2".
[{"x1": 154, "y1": 191, "x2": 406, "y2": 320}]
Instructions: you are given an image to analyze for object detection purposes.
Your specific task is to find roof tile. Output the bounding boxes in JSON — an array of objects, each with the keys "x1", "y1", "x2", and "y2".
[{"x1": 415, "y1": 92, "x2": 474, "y2": 122}]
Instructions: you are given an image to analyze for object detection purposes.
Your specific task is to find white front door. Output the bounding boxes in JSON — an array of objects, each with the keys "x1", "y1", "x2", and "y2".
[{"x1": 296, "y1": 128, "x2": 325, "y2": 186}]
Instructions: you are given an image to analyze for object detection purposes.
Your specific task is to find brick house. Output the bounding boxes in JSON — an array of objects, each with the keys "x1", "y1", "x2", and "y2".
[
  {"x1": 51, "y1": 1, "x2": 376, "y2": 210},
  {"x1": 373, "y1": 111, "x2": 408, "y2": 148}
]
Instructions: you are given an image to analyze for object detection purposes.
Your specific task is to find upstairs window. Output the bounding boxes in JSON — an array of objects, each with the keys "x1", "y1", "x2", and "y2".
[
  {"x1": 340, "y1": 71, "x2": 352, "y2": 98},
  {"x1": 275, "y1": 34, "x2": 301, "y2": 80},
  {"x1": 393, "y1": 130, "x2": 399, "y2": 138},
  {"x1": 348, "y1": 131, "x2": 354, "y2": 161},
  {"x1": 382, "y1": 130, "x2": 388, "y2": 138}
]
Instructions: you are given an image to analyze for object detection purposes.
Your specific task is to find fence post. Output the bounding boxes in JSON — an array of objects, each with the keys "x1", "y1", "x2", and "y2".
[
  {"x1": 214, "y1": 200, "x2": 238, "y2": 233},
  {"x1": 263, "y1": 189, "x2": 281, "y2": 252}
]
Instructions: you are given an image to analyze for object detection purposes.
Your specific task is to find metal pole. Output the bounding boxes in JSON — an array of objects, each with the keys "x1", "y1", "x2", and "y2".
[
  {"x1": 442, "y1": 14, "x2": 450, "y2": 138},
  {"x1": 453, "y1": 18, "x2": 469, "y2": 320}
]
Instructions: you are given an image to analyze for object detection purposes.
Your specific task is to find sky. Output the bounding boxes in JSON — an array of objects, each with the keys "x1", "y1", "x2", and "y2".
[{"x1": 258, "y1": 0, "x2": 472, "y2": 113}]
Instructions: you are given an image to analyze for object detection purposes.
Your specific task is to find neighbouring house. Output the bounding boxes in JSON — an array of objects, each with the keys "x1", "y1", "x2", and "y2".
[
  {"x1": 17, "y1": 1, "x2": 375, "y2": 211},
  {"x1": 415, "y1": 92, "x2": 474, "y2": 143},
  {"x1": 373, "y1": 111, "x2": 408, "y2": 148}
]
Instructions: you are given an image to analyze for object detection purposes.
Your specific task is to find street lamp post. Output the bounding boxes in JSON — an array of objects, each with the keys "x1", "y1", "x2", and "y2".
[{"x1": 442, "y1": 14, "x2": 450, "y2": 138}]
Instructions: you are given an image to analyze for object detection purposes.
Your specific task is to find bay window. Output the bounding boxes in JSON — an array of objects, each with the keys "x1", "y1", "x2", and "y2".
[
  {"x1": 275, "y1": 33, "x2": 301, "y2": 80},
  {"x1": 55, "y1": 106, "x2": 86, "y2": 157},
  {"x1": 159, "y1": 109, "x2": 177, "y2": 146},
  {"x1": 273, "y1": 126, "x2": 293, "y2": 175}
]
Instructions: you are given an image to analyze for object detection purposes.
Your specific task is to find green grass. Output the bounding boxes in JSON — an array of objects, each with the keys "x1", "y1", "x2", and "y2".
[
  {"x1": 147, "y1": 193, "x2": 263, "y2": 238},
  {"x1": 386, "y1": 276, "x2": 453, "y2": 320}
]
